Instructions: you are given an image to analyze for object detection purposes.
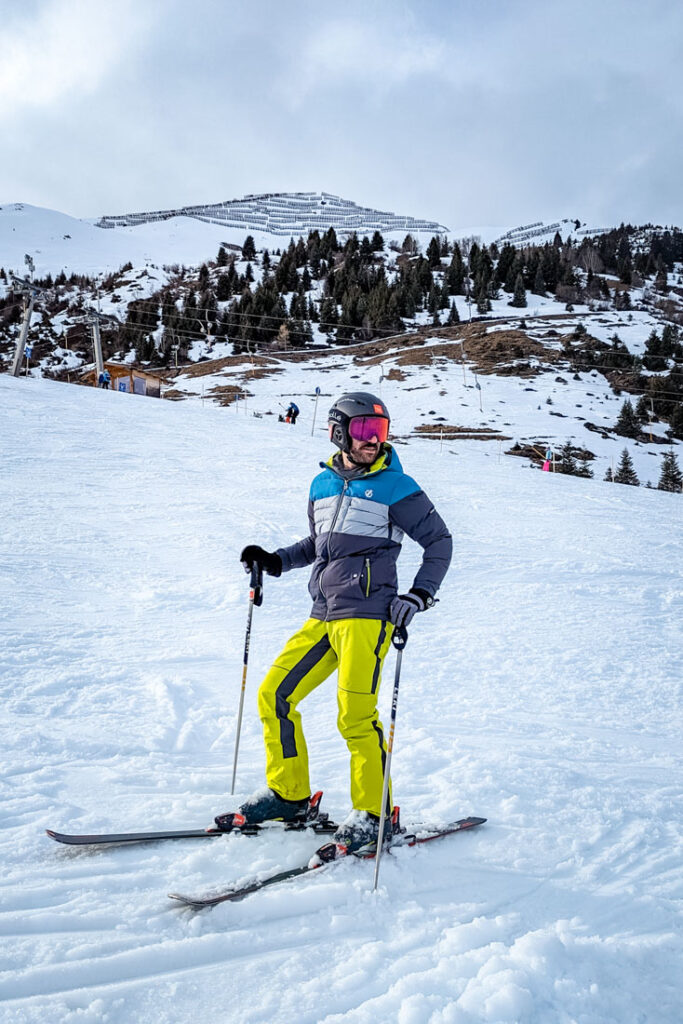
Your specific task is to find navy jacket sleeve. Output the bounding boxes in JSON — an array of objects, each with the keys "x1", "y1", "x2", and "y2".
[
  {"x1": 276, "y1": 497, "x2": 316, "y2": 572},
  {"x1": 389, "y1": 489, "x2": 452, "y2": 596}
]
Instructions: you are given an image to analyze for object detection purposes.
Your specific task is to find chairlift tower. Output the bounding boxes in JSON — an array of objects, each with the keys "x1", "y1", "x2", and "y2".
[
  {"x1": 84, "y1": 309, "x2": 119, "y2": 378},
  {"x1": 9, "y1": 273, "x2": 42, "y2": 377}
]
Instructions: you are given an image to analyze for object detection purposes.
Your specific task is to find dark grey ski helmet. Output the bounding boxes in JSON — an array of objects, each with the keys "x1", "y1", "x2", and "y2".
[{"x1": 328, "y1": 392, "x2": 390, "y2": 452}]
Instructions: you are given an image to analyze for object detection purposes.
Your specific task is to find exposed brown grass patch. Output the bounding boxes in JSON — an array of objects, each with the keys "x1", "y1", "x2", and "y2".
[
  {"x1": 163, "y1": 388, "x2": 192, "y2": 402},
  {"x1": 207, "y1": 383, "x2": 251, "y2": 407},
  {"x1": 415, "y1": 423, "x2": 512, "y2": 441},
  {"x1": 172, "y1": 353, "x2": 278, "y2": 379},
  {"x1": 353, "y1": 324, "x2": 559, "y2": 378}
]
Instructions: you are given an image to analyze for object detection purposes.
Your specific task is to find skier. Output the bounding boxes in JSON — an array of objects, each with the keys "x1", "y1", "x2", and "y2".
[
  {"x1": 285, "y1": 401, "x2": 300, "y2": 424},
  {"x1": 219, "y1": 392, "x2": 452, "y2": 853}
]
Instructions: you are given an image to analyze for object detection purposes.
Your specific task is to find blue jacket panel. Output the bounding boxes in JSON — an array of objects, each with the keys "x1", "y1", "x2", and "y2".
[{"x1": 277, "y1": 446, "x2": 452, "y2": 621}]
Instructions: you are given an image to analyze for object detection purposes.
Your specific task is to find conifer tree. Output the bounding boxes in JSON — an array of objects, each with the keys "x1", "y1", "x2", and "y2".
[
  {"x1": 509, "y1": 273, "x2": 527, "y2": 308},
  {"x1": 476, "y1": 283, "x2": 491, "y2": 314},
  {"x1": 216, "y1": 274, "x2": 232, "y2": 301},
  {"x1": 468, "y1": 242, "x2": 481, "y2": 278},
  {"x1": 615, "y1": 398, "x2": 641, "y2": 438},
  {"x1": 447, "y1": 301, "x2": 460, "y2": 325},
  {"x1": 216, "y1": 246, "x2": 228, "y2": 267},
  {"x1": 427, "y1": 237, "x2": 442, "y2": 269},
  {"x1": 635, "y1": 395, "x2": 651, "y2": 423},
  {"x1": 446, "y1": 246, "x2": 465, "y2": 294},
  {"x1": 654, "y1": 264, "x2": 669, "y2": 293},
  {"x1": 504, "y1": 255, "x2": 524, "y2": 293},
  {"x1": 319, "y1": 297, "x2": 338, "y2": 333},
  {"x1": 668, "y1": 404, "x2": 683, "y2": 440},
  {"x1": 559, "y1": 441, "x2": 577, "y2": 475},
  {"x1": 242, "y1": 235, "x2": 257, "y2": 261},
  {"x1": 604, "y1": 466, "x2": 614, "y2": 482},
  {"x1": 371, "y1": 231, "x2": 385, "y2": 252},
  {"x1": 532, "y1": 264, "x2": 546, "y2": 295},
  {"x1": 614, "y1": 448, "x2": 639, "y2": 485},
  {"x1": 657, "y1": 450, "x2": 682, "y2": 492}
]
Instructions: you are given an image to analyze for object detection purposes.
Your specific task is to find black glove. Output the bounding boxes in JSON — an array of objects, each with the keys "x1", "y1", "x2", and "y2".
[
  {"x1": 389, "y1": 588, "x2": 434, "y2": 628},
  {"x1": 240, "y1": 545, "x2": 282, "y2": 578}
]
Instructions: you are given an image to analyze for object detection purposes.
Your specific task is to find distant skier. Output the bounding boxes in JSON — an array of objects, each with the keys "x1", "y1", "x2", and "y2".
[
  {"x1": 103, "y1": 369, "x2": 111, "y2": 389},
  {"x1": 543, "y1": 446, "x2": 552, "y2": 472},
  {"x1": 285, "y1": 401, "x2": 299, "y2": 425},
  {"x1": 218, "y1": 392, "x2": 452, "y2": 854}
]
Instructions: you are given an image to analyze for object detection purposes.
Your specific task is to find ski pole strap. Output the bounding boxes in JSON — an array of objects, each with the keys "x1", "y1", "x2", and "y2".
[
  {"x1": 250, "y1": 562, "x2": 263, "y2": 607},
  {"x1": 391, "y1": 625, "x2": 408, "y2": 650}
]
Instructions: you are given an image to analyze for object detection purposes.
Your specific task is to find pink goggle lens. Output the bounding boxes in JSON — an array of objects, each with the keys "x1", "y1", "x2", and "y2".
[{"x1": 348, "y1": 416, "x2": 389, "y2": 443}]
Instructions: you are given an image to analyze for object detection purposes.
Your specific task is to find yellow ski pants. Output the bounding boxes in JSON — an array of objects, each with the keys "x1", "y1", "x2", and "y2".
[{"x1": 257, "y1": 617, "x2": 394, "y2": 816}]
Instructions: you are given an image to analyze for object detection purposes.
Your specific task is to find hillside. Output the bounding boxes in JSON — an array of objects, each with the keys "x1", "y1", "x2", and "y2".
[
  {"x1": 2, "y1": 204, "x2": 682, "y2": 489},
  {"x1": 1, "y1": 372, "x2": 681, "y2": 1023}
]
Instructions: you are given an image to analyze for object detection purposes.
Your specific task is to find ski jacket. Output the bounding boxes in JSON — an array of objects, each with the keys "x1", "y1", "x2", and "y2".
[{"x1": 276, "y1": 445, "x2": 452, "y2": 621}]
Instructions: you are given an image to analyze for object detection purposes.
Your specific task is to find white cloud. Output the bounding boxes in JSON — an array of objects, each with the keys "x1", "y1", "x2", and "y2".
[
  {"x1": 280, "y1": 16, "x2": 447, "y2": 108},
  {"x1": 0, "y1": 0, "x2": 156, "y2": 119}
]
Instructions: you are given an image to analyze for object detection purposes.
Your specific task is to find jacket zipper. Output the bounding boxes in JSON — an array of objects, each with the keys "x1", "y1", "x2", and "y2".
[
  {"x1": 319, "y1": 480, "x2": 349, "y2": 599},
  {"x1": 364, "y1": 558, "x2": 371, "y2": 597}
]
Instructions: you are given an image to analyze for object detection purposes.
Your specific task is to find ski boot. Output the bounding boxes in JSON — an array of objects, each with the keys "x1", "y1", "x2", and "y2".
[
  {"x1": 333, "y1": 807, "x2": 396, "y2": 856},
  {"x1": 213, "y1": 789, "x2": 326, "y2": 832}
]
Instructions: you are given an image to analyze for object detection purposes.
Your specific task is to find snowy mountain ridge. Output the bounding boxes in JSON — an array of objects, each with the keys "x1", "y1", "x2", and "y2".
[
  {"x1": 95, "y1": 190, "x2": 450, "y2": 238},
  {"x1": 0, "y1": 199, "x2": 604, "y2": 279}
]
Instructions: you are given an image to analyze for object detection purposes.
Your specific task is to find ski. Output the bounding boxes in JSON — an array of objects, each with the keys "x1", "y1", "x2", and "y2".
[
  {"x1": 168, "y1": 815, "x2": 486, "y2": 909},
  {"x1": 47, "y1": 791, "x2": 336, "y2": 846}
]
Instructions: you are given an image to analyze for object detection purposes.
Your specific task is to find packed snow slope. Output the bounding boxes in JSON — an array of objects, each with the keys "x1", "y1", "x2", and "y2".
[{"x1": 1, "y1": 374, "x2": 681, "y2": 1024}]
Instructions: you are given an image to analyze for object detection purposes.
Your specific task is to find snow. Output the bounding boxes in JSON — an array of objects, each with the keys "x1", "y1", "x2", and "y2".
[
  {"x1": 1, "y1": 373, "x2": 681, "y2": 1024},
  {"x1": 168, "y1": 306, "x2": 679, "y2": 486}
]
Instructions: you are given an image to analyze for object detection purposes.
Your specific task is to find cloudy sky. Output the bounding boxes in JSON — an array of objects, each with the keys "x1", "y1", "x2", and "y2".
[{"x1": 1, "y1": 0, "x2": 681, "y2": 230}]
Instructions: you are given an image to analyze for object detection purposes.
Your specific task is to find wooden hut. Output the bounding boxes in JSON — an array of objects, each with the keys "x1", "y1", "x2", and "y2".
[{"x1": 83, "y1": 362, "x2": 164, "y2": 398}]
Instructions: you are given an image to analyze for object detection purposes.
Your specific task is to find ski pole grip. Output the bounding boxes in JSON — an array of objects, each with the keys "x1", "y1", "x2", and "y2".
[
  {"x1": 250, "y1": 562, "x2": 263, "y2": 607},
  {"x1": 391, "y1": 625, "x2": 408, "y2": 649}
]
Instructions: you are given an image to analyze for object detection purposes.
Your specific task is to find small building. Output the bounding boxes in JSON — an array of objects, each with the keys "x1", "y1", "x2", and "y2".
[{"x1": 83, "y1": 362, "x2": 164, "y2": 398}]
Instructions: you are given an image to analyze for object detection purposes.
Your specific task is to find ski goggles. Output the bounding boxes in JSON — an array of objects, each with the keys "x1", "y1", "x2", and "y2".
[{"x1": 348, "y1": 415, "x2": 389, "y2": 443}]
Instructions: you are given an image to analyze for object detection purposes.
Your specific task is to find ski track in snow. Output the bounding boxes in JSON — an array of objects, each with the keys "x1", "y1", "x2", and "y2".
[{"x1": 1, "y1": 375, "x2": 681, "y2": 1024}]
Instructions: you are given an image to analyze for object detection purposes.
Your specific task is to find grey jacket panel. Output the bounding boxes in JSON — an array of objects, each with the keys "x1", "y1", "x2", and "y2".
[{"x1": 276, "y1": 499, "x2": 316, "y2": 572}]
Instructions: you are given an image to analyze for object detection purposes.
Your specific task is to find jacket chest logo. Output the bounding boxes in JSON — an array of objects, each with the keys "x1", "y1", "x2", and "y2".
[{"x1": 364, "y1": 489, "x2": 373, "y2": 498}]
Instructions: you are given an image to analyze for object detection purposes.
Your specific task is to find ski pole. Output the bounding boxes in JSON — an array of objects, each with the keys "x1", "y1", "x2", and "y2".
[
  {"x1": 372, "y1": 625, "x2": 408, "y2": 891},
  {"x1": 230, "y1": 562, "x2": 263, "y2": 795}
]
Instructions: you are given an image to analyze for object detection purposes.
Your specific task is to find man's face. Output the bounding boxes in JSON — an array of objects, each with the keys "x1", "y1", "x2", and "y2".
[{"x1": 347, "y1": 433, "x2": 381, "y2": 464}]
